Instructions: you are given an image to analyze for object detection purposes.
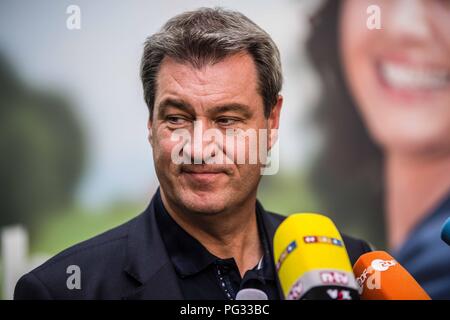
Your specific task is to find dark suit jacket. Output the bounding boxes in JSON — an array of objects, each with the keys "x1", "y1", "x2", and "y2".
[{"x1": 14, "y1": 193, "x2": 372, "y2": 300}]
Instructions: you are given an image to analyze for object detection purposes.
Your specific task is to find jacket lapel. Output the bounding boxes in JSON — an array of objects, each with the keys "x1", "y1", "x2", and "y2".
[
  {"x1": 257, "y1": 200, "x2": 286, "y2": 299},
  {"x1": 122, "y1": 192, "x2": 183, "y2": 300}
]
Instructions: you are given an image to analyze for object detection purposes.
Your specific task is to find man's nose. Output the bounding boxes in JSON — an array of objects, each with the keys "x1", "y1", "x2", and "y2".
[{"x1": 189, "y1": 119, "x2": 222, "y2": 164}]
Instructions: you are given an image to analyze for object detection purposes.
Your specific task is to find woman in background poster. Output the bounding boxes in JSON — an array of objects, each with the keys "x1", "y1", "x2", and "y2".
[{"x1": 307, "y1": 0, "x2": 450, "y2": 299}]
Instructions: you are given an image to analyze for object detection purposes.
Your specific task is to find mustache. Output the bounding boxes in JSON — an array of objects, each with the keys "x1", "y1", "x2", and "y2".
[{"x1": 180, "y1": 164, "x2": 233, "y2": 175}]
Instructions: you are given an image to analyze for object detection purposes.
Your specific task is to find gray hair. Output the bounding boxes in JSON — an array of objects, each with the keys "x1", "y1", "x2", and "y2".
[{"x1": 140, "y1": 7, "x2": 283, "y2": 119}]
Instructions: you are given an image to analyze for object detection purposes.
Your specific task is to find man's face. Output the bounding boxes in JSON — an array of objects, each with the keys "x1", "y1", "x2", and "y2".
[{"x1": 148, "y1": 53, "x2": 282, "y2": 215}]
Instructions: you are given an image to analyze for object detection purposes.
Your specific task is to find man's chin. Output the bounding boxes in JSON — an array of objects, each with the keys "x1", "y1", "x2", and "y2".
[{"x1": 179, "y1": 191, "x2": 229, "y2": 215}]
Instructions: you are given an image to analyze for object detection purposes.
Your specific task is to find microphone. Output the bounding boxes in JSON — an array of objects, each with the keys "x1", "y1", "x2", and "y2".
[
  {"x1": 353, "y1": 251, "x2": 430, "y2": 300},
  {"x1": 235, "y1": 288, "x2": 268, "y2": 300},
  {"x1": 441, "y1": 217, "x2": 450, "y2": 246},
  {"x1": 273, "y1": 213, "x2": 359, "y2": 300}
]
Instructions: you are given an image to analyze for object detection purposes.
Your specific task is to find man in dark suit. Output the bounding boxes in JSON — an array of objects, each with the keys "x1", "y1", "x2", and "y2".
[{"x1": 14, "y1": 8, "x2": 371, "y2": 300}]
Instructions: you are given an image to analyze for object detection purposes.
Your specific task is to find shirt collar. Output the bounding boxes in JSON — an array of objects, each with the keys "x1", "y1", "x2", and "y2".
[
  {"x1": 154, "y1": 188, "x2": 275, "y2": 281},
  {"x1": 154, "y1": 190, "x2": 216, "y2": 277}
]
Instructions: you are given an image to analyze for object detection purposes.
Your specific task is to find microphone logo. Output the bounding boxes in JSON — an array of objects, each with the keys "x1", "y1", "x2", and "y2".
[
  {"x1": 371, "y1": 259, "x2": 396, "y2": 272},
  {"x1": 356, "y1": 259, "x2": 397, "y2": 293},
  {"x1": 302, "y1": 235, "x2": 343, "y2": 247},
  {"x1": 275, "y1": 240, "x2": 297, "y2": 271},
  {"x1": 326, "y1": 289, "x2": 352, "y2": 300},
  {"x1": 320, "y1": 271, "x2": 349, "y2": 285},
  {"x1": 287, "y1": 279, "x2": 303, "y2": 300}
]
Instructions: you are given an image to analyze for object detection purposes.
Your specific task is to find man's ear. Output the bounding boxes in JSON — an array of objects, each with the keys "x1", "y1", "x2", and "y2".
[{"x1": 267, "y1": 95, "x2": 283, "y2": 151}]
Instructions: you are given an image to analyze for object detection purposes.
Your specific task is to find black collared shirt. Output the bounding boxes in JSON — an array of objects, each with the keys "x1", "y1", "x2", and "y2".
[{"x1": 154, "y1": 191, "x2": 280, "y2": 300}]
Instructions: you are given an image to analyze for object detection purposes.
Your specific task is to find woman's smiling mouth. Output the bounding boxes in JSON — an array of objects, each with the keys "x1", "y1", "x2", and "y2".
[{"x1": 376, "y1": 56, "x2": 450, "y2": 101}]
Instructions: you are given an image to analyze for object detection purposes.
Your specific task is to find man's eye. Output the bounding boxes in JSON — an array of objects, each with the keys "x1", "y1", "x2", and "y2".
[
  {"x1": 216, "y1": 117, "x2": 239, "y2": 126},
  {"x1": 167, "y1": 116, "x2": 188, "y2": 125}
]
